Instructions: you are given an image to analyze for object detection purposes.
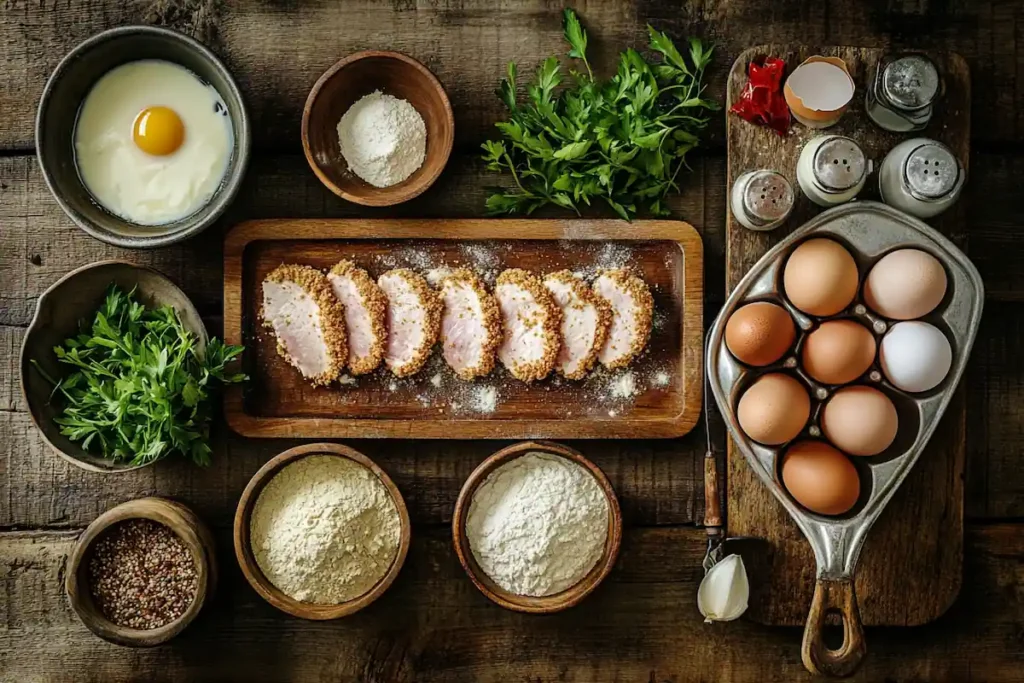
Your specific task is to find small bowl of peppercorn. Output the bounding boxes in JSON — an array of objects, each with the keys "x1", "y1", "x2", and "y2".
[{"x1": 65, "y1": 497, "x2": 216, "y2": 647}]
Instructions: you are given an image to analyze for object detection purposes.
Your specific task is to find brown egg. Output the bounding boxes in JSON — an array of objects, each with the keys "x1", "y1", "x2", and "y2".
[
  {"x1": 822, "y1": 386, "x2": 899, "y2": 456},
  {"x1": 783, "y1": 239, "x2": 859, "y2": 316},
  {"x1": 781, "y1": 441, "x2": 861, "y2": 516},
  {"x1": 864, "y1": 249, "x2": 947, "y2": 320},
  {"x1": 801, "y1": 320, "x2": 876, "y2": 385},
  {"x1": 725, "y1": 302, "x2": 797, "y2": 366},
  {"x1": 737, "y1": 373, "x2": 811, "y2": 445}
]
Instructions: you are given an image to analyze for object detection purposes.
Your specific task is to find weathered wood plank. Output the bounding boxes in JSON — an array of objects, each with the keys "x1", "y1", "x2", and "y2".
[
  {"x1": 0, "y1": 408, "x2": 706, "y2": 529},
  {"x1": 1, "y1": 525, "x2": 1021, "y2": 682},
  {"x1": 7, "y1": 144, "x2": 1023, "y2": 321},
  {"x1": 2, "y1": 1, "x2": 1024, "y2": 151},
  {"x1": 966, "y1": 300, "x2": 1024, "y2": 520},
  {"x1": 0, "y1": 152, "x2": 720, "y2": 328},
  {"x1": 964, "y1": 152, "x2": 1024, "y2": 301}
]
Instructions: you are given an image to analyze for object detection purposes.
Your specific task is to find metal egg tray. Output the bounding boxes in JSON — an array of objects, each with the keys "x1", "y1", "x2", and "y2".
[{"x1": 707, "y1": 200, "x2": 983, "y2": 580}]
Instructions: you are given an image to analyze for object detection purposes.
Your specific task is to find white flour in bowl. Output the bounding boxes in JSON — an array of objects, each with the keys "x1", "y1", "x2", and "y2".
[
  {"x1": 337, "y1": 90, "x2": 426, "y2": 188},
  {"x1": 465, "y1": 452, "x2": 609, "y2": 597}
]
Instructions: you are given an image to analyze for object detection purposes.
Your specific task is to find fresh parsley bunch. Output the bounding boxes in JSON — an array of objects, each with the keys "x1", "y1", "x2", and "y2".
[
  {"x1": 482, "y1": 9, "x2": 718, "y2": 221},
  {"x1": 34, "y1": 285, "x2": 246, "y2": 467}
]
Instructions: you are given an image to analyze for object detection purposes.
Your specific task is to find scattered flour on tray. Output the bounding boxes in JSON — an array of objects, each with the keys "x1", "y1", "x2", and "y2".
[{"x1": 265, "y1": 239, "x2": 674, "y2": 419}]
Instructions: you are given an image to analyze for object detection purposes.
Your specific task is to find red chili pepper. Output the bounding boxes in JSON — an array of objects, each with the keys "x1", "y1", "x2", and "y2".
[{"x1": 730, "y1": 57, "x2": 791, "y2": 136}]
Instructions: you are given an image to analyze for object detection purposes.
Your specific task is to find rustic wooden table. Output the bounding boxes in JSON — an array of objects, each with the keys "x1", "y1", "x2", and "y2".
[{"x1": 1, "y1": 2, "x2": 1022, "y2": 682}]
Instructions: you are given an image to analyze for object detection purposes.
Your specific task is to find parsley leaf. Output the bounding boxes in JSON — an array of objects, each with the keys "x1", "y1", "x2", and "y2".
[
  {"x1": 483, "y1": 8, "x2": 717, "y2": 221},
  {"x1": 32, "y1": 284, "x2": 246, "y2": 467}
]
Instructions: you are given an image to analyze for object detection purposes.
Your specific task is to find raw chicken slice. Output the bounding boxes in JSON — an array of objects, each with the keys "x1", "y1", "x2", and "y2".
[
  {"x1": 327, "y1": 260, "x2": 387, "y2": 376},
  {"x1": 262, "y1": 264, "x2": 348, "y2": 386},
  {"x1": 593, "y1": 268, "x2": 654, "y2": 369},
  {"x1": 438, "y1": 268, "x2": 501, "y2": 380},
  {"x1": 544, "y1": 270, "x2": 611, "y2": 380},
  {"x1": 495, "y1": 268, "x2": 561, "y2": 382},
  {"x1": 377, "y1": 268, "x2": 442, "y2": 377}
]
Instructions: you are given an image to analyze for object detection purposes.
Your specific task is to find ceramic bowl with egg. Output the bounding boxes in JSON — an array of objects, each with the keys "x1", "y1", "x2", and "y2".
[{"x1": 36, "y1": 26, "x2": 251, "y2": 248}]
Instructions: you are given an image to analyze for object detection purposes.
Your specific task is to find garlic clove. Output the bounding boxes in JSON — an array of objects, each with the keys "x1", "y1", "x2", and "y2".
[{"x1": 697, "y1": 553, "x2": 750, "y2": 623}]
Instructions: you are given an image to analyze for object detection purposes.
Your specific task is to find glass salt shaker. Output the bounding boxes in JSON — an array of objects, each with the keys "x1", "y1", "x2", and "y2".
[
  {"x1": 878, "y1": 138, "x2": 965, "y2": 219},
  {"x1": 730, "y1": 170, "x2": 794, "y2": 231},
  {"x1": 866, "y1": 55, "x2": 940, "y2": 133},
  {"x1": 796, "y1": 136, "x2": 870, "y2": 207}
]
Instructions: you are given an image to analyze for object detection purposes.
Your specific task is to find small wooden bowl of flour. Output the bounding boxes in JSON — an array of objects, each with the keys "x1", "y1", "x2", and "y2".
[
  {"x1": 453, "y1": 440, "x2": 623, "y2": 613},
  {"x1": 234, "y1": 443, "x2": 411, "y2": 619},
  {"x1": 301, "y1": 50, "x2": 454, "y2": 206}
]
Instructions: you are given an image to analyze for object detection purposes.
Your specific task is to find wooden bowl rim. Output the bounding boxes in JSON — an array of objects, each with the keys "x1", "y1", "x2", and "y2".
[
  {"x1": 300, "y1": 49, "x2": 454, "y2": 207},
  {"x1": 65, "y1": 496, "x2": 215, "y2": 647},
  {"x1": 452, "y1": 440, "x2": 623, "y2": 614},
  {"x1": 19, "y1": 260, "x2": 209, "y2": 473},
  {"x1": 233, "y1": 442, "x2": 412, "y2": 620}
]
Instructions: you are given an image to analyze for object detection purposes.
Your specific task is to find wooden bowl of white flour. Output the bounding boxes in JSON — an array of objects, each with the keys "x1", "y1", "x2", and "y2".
[
  {"x1": 301, "y1": 50, "x2": 454, "y2": 207},
  {"x1": 233, "y1": 442, "x2": 411, "y2": 619},
  {"x1": 452, "y1": 440, "x2": 623, "y2": 613}
]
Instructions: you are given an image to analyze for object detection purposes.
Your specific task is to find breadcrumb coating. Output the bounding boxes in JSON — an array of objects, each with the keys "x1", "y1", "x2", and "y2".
[
  {"x1": 379, "y1": 268, "x2": 442, "y2": 378},
  {"x1": 328, "y1": 259, "x2": 387, "y2": 376},
  {"x1": 262, "y1": 263, "x2": 348, "y2": 386},
  {"x1": 440, "y1": 268, "x2": 503, "y2": 380},
  {"x1": 593, "y1": 267, "x2": 653, "y2": 370},
  {"x1": 496, "y1": 268, "x2": 562, "y2": 383},
  {"x1": 545, "y1": 269, "x2": 612, "y2": 380}
]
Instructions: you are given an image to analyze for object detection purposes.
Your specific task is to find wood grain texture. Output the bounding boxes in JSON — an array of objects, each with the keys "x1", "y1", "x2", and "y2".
[
  {"x1": 3, "y1": 1, "x2": 1024, "y2": 151},
  {"x1": 801, "y1": 578, "x2": 867, "y2": 677},
  {"x1": 450, "y1": 441, "x2": 623, "y2": 613},
  {"x1": 0, "y1": 408, "x2": 707, "y2": 530},
  {"x1": 1, "y1": 525, "x2": 1022, "y2": 682},
  {"x1": 0, "y1": 1, "x2": 1022, "y2": 679},
  {"x1": 725, "y1": 46, "x2": 970, "y2": 627},
  {"x1": 222, "y1": 218, "x2": 704, "y2": 439},
  {"x1": 0, "y1": 154, "x2": 719, "y2": 327}
]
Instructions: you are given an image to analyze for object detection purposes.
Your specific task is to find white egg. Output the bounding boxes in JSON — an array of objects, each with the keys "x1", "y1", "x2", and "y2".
[{"x1": 879, "y1": 321, "x2": 952, "y2": 393}]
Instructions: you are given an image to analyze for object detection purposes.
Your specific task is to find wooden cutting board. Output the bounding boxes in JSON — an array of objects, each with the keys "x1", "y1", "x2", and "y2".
[
  {"x1": 223, "y1": 218, "x2": 703, "y2": 439},
  {"x1": 725, "y1": 46, "x2": 969, "y2": 626}
]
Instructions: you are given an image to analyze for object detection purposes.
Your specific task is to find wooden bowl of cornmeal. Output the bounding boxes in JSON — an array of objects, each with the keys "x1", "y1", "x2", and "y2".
[{"x1": 234, "y1": 442, "x2": 411, "y2": 620}]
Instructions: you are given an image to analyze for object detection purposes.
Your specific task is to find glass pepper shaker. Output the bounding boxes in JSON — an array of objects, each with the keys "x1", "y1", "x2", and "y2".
[
  {"x1": 796, "y1": 136, "x2": 871, "y2": 207},
  {"x1": 878, "y1": 138, "x2": 965, "y2": 219},
  {"x1": 730, "y1": 170, "x2": 794, "y2": 232},
  {"x1": 866, "y1": 55, "x2": 940, "y2": 133}
]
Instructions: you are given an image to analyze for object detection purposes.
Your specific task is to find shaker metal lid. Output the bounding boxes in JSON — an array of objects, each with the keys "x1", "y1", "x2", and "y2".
[
  {"x1": 903, "y1": 141, "x2": 961, "y2": 199},
  {"x1": 741, "y1": 170, "x2": 794, "y2": 225},
  {"x1": 812, "y1": 136, "x2": 867, "y2": 192},
  {"x1": 882, "y1": 55, "x2": 939, "y2": 111}
]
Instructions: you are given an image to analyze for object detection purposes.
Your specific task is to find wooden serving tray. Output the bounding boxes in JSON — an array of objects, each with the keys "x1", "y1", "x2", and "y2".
[
  {"x1": 726, "y1": 46, "x2": 969, "y2": 627},
  {"x1": 224, "y1": 219, "x2": 703, "y2": 439}
]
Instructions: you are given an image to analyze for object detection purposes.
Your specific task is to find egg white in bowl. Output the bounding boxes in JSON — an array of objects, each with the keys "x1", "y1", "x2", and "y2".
[{"x1": 75, "y1": 59, "x2": 233, "y2": 226}]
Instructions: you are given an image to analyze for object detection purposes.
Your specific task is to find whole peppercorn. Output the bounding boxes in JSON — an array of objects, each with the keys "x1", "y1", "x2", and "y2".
[{"x1": 87, "y1": 519, "x2": 198, "y2": 630}]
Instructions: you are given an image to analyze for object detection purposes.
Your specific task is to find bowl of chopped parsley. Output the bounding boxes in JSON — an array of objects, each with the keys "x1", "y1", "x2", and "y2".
[{"x1": 20, "y1": 261, "x2": 245, "y2": 472}]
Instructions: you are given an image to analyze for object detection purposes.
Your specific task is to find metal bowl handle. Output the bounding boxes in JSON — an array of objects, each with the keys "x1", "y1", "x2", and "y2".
[{"x1": 801, "y1": 577, "x2": 867, "y2": 678}]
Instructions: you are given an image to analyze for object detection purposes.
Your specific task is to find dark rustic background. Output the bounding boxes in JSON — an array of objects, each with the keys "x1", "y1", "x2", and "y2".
[{"x1": 0, "y1": 1, "x2": 1021, "y2": 681}]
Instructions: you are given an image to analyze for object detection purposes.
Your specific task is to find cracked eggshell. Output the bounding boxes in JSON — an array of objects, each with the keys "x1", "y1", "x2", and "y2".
[{"x1": 783, "y1": 56, "x2": 855, "y2": 129}]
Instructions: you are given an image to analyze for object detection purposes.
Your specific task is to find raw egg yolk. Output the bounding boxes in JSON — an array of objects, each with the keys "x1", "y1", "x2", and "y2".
[{"x1": 132, "y1": 106, "x2": 185, "y2": 156}]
